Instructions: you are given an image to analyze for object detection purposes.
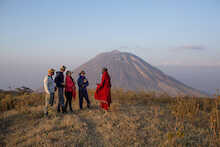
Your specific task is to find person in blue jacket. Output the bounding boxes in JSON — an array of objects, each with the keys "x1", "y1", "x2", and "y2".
[
  {"x1": 77, "y1": 70, "x2": 90, "y2": 109},
  {"x1": 55, "y1": 65, "x2": 67, "y2": 113}
]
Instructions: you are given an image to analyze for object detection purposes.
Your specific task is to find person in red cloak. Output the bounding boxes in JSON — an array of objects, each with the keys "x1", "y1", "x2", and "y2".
[{"x1": 95, "y1": 68, "x2": 112, "y2": 111}]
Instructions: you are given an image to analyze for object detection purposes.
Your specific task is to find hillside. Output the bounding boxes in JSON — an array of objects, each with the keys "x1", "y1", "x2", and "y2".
[
  {"x1": 0, "y1": 90, "x2": 219, "y2": 146},
  {"x1": 73, "y1": 50, "x2": 206, "y2": 97}
]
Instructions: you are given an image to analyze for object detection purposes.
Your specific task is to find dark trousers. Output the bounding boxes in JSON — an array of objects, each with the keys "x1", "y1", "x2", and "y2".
[
  {"x1": 57, "y1": 87, "x2": 65, "y2": 112},
  {"x1": 79, "y1": 89, "x2": 90, "y2": 109},
  {"x1": 49, "y1": 93, "x2": 54, "y2": 106},
  {"x1": 65, "y1": 91, "x2": 73, "y2": 111}
]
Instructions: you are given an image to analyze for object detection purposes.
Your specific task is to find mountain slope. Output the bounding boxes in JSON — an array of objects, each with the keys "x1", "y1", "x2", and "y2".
[{"x1": 73, "y1": 50, "x2": 205, "y2": 96}]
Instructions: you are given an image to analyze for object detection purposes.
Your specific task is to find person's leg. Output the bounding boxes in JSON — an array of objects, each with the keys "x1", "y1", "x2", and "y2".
[
  {"x1": 100, "y1": 102, "x2": 108, "y2": 111},
  {"x1": 104, "y1": 103, "x2": 109, "y2": 110},
  {"x1": 49, "y1": 93, "x2": 54, "y2": 106},
  {"x1": 79, "y1": 91, "x2": 83, "y2": 109},
  {"x1": 103, "y1": 103, "x2": 108, "y2": 110},
  {"x1": 58, "y1": 88, "x2": 65, "y2": 112},
  {"x1": 84, "y1": 91, "x2": 90, "y2": 108},
  {"x1": 44, "y1": 94, "x2": 49, "y2": 116},
  {"x1": 69, "y1": 92, "x2": 73, "y2": 112},
  {"x1": 58, "y1": 88, "x2": 65, "y2": 113},
  {"x1": 57, "y1": 88, "x2": 61, "y2": 112},
  {"x1": 100, "y1": 102, "x2": 104, "y2": 109},
  {"x1": 64, "y1": 91, "x2": 69, "y2": 111}
]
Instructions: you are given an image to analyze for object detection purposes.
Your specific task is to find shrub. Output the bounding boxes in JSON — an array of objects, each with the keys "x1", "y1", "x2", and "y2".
[{"x1": 0, "y1": 92, "x2": 44, "y2": 112}]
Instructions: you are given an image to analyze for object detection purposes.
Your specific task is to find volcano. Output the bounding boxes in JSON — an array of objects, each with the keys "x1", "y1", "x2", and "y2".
[{"x1": 73, "y1": 50, "x2": 206, "y2": 96}]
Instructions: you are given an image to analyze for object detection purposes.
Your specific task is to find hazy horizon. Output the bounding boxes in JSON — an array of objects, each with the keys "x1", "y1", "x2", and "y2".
[{"x1": 0, "y1": 52, "x2": 219, "y2": 95}]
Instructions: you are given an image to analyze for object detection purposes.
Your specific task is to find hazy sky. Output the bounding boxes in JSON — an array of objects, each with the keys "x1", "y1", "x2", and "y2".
[{"x1": 0, "y1": 0, "x2": 220, "y2": 90}]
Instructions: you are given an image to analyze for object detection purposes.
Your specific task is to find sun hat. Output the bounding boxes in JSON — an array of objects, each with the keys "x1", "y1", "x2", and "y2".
[{"x1": 48, "y1": 68, "x2": 55, "y2": 74}]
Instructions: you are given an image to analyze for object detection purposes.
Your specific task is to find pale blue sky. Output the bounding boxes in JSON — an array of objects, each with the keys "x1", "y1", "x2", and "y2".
[
  {"x1": 1, "y1": 0, "x2": 220, "y2": 66},
  {"x1": 0, "y1": 0, "x2": 220, "y2": 90}
]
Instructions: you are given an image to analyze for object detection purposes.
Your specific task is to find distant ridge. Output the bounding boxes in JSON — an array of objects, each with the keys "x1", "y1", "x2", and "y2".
[{"x1": 73, "y1": 50, "x2": 206, "y2": 97}]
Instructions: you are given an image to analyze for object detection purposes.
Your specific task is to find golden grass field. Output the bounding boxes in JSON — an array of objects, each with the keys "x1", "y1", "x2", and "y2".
[{"x1": 0, "y1": 89, "x2": 220, "y2": 147}]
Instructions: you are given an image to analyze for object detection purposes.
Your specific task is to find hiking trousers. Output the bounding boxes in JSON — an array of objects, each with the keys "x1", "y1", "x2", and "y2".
[
  {"x1": 79, "y1": 89, "x2": 90, "y2": 109},
  {"x1": 65, "y1": 91, "x2": 73, "y2": 111},
  {"x1": 44, "y1": 93, "x2": 54, "y2": 115},
  {"x1": 57, "y1": 87, "x2": 65, "y2": 112}
]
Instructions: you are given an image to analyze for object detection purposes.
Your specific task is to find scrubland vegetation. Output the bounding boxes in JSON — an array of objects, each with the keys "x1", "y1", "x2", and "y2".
[{"x1": 0, "y1": 89, "x2": 219, "y2": 146}]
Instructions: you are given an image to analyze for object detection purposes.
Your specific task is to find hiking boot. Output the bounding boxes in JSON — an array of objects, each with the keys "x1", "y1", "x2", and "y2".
[{"x1": 62, "y1": 107, "x2": 67, "y2": 113}]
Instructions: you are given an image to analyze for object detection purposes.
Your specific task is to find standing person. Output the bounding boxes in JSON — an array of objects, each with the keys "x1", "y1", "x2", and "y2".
[
  {"x1": 77, "y1": 70, "x2": 90, "y2": 109},
  {"x1": 95, "y1": 68, "x2": 112, "y2": 111},
  {"x1": 64, "y1": 71, "x2": 76, "y2": 112},
  {"x1": 44, "y1": 68, "x2": 56, "y2": 116},
  {"x1": 55, "y1": 65, "x2": 66, "y2": 113}
]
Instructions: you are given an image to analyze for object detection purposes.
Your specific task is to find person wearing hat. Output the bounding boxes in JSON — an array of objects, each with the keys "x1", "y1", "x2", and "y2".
[
  {"x1": 55, "y1": 65, "x2": 67, "y2": 113},
  {"x1": 77, "y1": 70, "x2": 91, "y2": 109},
  {"x1": 44, "y1": 68, "x2": 56, "y2": 116}
]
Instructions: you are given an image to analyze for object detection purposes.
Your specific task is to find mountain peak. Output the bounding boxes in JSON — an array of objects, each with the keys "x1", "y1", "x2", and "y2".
[
  {"x1": 73, "y1": 51, "x2": 206, "y2": 97},
  {"x1": 111, "y1": 50, "x2": 121, "y2": 54}
]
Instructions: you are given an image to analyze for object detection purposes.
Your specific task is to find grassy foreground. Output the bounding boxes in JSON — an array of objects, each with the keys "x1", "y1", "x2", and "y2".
[{"x1": 0, "y1": 89, "x2": 220, "y2": 147}]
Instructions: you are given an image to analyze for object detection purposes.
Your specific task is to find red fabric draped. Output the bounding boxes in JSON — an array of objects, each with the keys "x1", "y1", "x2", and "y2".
[{"x1": 95, "y1": 71, "x2": 111, "y2": 110}]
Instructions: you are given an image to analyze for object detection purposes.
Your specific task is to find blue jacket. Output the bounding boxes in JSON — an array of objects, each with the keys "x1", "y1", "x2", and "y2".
[
  {"x1": 77, "y1": 75, "x2": 89, "y2": 91},
  {"x1": 55, "y1": 71, "x2": 64, "y2": 88}
]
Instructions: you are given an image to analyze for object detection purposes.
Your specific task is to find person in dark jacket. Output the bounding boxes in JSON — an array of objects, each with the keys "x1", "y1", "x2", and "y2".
[
  {"x1": 77, "y1": 70, "x2": 90, "y2": 109},
  {"x1": 55, "y1": 65, "x2": 66, "y2": 113}
]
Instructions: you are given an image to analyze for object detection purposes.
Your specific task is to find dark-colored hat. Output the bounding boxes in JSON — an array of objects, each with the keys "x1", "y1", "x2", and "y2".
[
  {"x1": 102, "y1": 67, "x2": 108, "y2": 72},
  {"x1": 80, "y1": 70, "x2": 86, "y2": 74}
]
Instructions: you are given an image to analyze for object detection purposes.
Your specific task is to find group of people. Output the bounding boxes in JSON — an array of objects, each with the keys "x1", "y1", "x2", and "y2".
[{"x1": 43, "y1": 65, "x2": 112, "y2": 116}]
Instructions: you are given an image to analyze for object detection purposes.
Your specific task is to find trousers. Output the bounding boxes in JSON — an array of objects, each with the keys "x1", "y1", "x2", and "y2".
[
  {"x1": 44, "y1": 93, "x2": 54, "y2": 114},
  {"x1": 65, "y1": 91, "x2": 73, "y2": 111},
  {"x1": 57, "y1": 87, "x2": 65, "y2": 111},
  {"x1": 79, "y1": 89, "x2": 90, "y2": 109}
]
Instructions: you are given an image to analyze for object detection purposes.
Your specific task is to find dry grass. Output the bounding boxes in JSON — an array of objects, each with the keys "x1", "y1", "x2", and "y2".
[{"x1": 0, "y1": 89, "x2": 218, "y2": 146}]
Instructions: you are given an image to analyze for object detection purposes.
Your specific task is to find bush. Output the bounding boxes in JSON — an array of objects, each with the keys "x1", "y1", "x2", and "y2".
[{"x1": 0, "y1": 92, "x2": 44, "y2": 112}]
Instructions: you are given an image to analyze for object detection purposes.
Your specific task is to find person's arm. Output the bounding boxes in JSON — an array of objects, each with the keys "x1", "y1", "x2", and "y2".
[
  {"x1": 61, "y1": 74, "x2": 65, "y2": 86},
  {"x1": 54, "y1": 74, "x2": 59, "y2": 86},
  {"x1": 64, "y1": 77, "x2": 66, "y2": 87},
  {"x1": 98, "y1": 74, "x2": 105, "y2": 89},
  {"x1": 72, "y1": 78, "x2": 76, "y2": 85},
  {"x1": 77, "y1": 77, "x2": 84, "y2": 88},
  {"x1": 83, "y1": 78, "x2": 89, "y2": 87},
  {"x1": 44, "y1": 77, "x2": 50, "y2": 94}
]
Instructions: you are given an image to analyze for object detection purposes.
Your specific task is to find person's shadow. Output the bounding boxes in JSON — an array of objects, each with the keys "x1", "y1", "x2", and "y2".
[{"x1": 76, "y1": 105, "x2": 106, "y2": 146}]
